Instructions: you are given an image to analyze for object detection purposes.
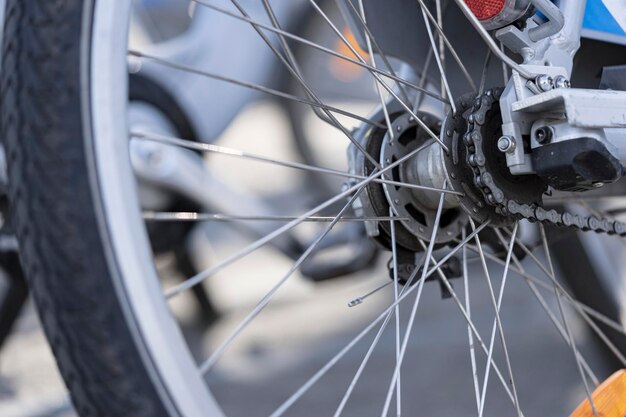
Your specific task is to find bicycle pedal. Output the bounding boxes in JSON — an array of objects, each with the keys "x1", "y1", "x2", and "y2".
[{"x1": 569, "y1": 369, "x2": 626, "y2": 417}]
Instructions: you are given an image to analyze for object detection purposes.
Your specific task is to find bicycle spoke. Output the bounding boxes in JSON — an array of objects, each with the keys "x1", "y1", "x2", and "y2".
[
  {"x1": 190, "y1": 0, "x2": 449, "y2": 104},
  {"x1": 539, "y1": 225, "x2": 600, "y2": 417},
  {"x1": 357, "y1": 0, "x2": 396, "y2": 148},
  {"x1": 380, "y1": 189, "x2": 446, "y2": 417},
  {"x1": 389, "y1": 208, "x2": 403, "y2": 416},
  {"x1": 198, "y1": 188, "x2": 366, "y2": 374},
  {"x1": 460, "y1": 237, "x2": 626, "y2": 338},
  {"x1": 451, "y1": 0, "x2": 534, "y2": 79},
  {"x1": 479, "y1": 50, "x2": 492, "y2": 95},
  {"x1": 127, "y1": 50, "x2": 380, "y2": 128},
  {"x1": 415, "y1": 236, "x2": 522, "y2": 411},
  {"x1": 413, "y1": 48, "x2": 435, "y2": 111},
  {"x1": 419, "y1": 3, "x2": 456, "y2": 113},
  {"x1": 345, "y1": 0, "x2": 411, "y2": 104},
  {"x1": 436, "y1": 0, "x2": 446, "y2": 103},
  {"x1": 470, "y1": 221, "x2": 521, "y2": 417},
  {"x1": 164, "y1": 140, "x2": 437, "y2": 299},
  {"x1": 270, "y1": 222, "x2": 490, "y2": 417},
  {"x1": 415, "y1": 0, "x2": 477, "y2": 92},
  {"x1": 230, "y1": 0, "x2": 380, "y2": 169},
  {"x1": 143, "y1": 211, "x2": 410, "y2": 223},
  {"x1": 462, "y1": 236, "x2": 612, "y2": 385},
  {"x1": 509, "y1": 232, "x2": 626, "y2": 367},
  {"x1": 259, "y1": 0, "x2": 339, "y2": 132},
  {"x1": 500, "y1": 42, "x2": 510, "y2": 83},
  {"x1": 348, "y1": 281, "x2": 394, "y2": 308},
  {"x1": 220, "y1": 0, "x2": 383, "y2": 170},
  {"x1": 132, "y1": 132, "x2": 463, "y2": 196},
  {"x1": 462, "y1": 228, "x2": 482, "y2": 414},
  {"x1": 335, "y1": 254, "x2": 426, "y2": 417},
  {"x1": 306, "y1": 0, "x2": 451, "y2": 152}
]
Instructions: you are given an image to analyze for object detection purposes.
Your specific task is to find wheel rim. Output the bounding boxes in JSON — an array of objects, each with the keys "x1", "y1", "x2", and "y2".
[{"x1": 90, "y1": 2, "x2": 223, "y2": 416}]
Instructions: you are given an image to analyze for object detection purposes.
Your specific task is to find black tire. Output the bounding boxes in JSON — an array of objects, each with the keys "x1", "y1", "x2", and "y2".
[{"x1": 1, "y1": 1, "x2": 176, "y2": 416}]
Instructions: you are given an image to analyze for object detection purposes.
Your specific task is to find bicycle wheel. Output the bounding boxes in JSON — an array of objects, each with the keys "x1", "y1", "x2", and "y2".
[{"x1": 3, "y1": 1, "x2": 626, "y2": 416}]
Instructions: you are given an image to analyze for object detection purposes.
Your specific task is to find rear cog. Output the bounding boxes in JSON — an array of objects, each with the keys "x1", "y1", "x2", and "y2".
[{"x1": 443, "y1": 90, "x2": 547, "y2": 227}]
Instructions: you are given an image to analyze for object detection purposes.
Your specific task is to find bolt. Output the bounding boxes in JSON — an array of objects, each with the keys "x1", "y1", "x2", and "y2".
[
  {"x1": 497, "y1": 136, "x2": 516, "y2": 153},
  {"x1": 535, "y1": 126, "x2": 554, "y2": 145},
  {"x1": 535, "y1": 74, "x2": 554, "y2": 92},
  {"x1": 554, "y1": 75, "x2": 571, "y2": 89}
]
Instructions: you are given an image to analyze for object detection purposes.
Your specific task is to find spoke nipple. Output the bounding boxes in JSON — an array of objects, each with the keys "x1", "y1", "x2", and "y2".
[{"x1": 348, "y1": 298, "x2": 364, "y2": 308}]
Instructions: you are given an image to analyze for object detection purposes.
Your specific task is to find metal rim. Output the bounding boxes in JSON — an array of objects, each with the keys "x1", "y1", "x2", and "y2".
[{"x1": 89, "y1": 2, "x2": 224, "y2": 416}]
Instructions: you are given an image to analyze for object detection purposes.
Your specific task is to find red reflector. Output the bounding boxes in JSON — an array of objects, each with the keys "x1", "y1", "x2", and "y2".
[{"x1": 464, "y1": 0, "x2": 507, "y2": 21}]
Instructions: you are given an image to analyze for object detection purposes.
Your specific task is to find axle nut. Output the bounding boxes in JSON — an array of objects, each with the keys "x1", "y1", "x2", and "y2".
[{"x1": 497, "y1": 136, "x2": 516, "y2": 153}]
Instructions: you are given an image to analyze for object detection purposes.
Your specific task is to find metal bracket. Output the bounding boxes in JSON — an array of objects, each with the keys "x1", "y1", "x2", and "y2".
[{"x1": 513, "y1": 88, "x2": 626, "y2": 129}]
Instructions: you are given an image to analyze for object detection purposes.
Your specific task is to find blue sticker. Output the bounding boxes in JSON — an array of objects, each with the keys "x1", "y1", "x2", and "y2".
[{"x1": 584, "y1": 0, "x2": 626, "y2": 37}]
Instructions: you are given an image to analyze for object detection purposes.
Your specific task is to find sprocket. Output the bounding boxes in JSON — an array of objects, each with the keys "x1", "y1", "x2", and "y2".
[{"x1": 454, "y1": 88, "x2": 626, "y2": 236}]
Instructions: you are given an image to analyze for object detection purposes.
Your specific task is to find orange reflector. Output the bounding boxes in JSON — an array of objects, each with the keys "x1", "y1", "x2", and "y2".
[
  {"x1": 329, "y1": 27, "x2": 369, "y2": 82},
  {"x1": 570, "y1": 369, "x2": 626, "y2": 417}
]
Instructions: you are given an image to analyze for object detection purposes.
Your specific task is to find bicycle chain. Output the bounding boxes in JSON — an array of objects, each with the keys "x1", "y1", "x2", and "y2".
[{"x1": 464, "y1": 88, "x2": 626, "y2": 236}]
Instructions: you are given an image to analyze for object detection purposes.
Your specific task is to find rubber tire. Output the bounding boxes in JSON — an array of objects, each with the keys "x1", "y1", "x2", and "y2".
[{"x1": 1, "y1": 1, "x2": 176, "y2": 416}]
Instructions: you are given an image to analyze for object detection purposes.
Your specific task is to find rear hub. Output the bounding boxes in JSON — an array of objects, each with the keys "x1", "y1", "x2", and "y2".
[{"x1": 350, "y1": 109, "x2": 468, "y2": 252}]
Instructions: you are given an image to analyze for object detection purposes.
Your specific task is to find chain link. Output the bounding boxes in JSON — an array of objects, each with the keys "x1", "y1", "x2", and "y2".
[{"x1": 464, "y1": 89, "x2": 626, "y2": 237}]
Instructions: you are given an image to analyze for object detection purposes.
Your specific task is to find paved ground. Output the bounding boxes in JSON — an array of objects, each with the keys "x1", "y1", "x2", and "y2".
[{"x1": 0, "y1": 244, "x2": 612, "y2": 417}]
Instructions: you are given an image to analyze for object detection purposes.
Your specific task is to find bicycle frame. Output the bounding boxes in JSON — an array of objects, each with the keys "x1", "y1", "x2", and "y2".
[{"x1": 135, "y1": 1, "x2": 308, "y2": 142}]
